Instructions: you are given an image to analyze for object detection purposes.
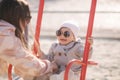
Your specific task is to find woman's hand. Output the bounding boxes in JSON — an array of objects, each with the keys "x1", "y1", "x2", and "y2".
[
  {"x1": 31, "y1": 41, "x2": 43, "y2": 58},
  {"x1": 51, "y1": 61, "x2": 58, "y2": 73},
  {"x1": 14, "y1": 66, "x2": 26, "y2": 77}
]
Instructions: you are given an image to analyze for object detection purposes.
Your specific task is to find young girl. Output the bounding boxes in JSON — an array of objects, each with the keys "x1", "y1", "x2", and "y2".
[
  {"x1": 0, "y1": 0, "x2": 56, "y2": 79},
  {"x1": 47, "y1": 20, "x2": 93, "y2": 80}
]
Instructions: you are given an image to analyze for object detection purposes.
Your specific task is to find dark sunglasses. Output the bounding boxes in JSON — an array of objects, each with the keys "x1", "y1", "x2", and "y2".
[{"x1": 56, "y1": 30, "x2": 70, "y2": 38}]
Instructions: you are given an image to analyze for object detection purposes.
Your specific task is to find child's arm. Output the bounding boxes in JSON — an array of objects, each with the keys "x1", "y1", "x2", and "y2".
[
  {"x1": 47, "y1": 43, "x2": 57, "y2": 61},
  {"x1": 47, "y1": 43, "x2": 59, "y2": 73},
  {"x1": 75, "y1": 37, "x2": 93, "y2": 59}
]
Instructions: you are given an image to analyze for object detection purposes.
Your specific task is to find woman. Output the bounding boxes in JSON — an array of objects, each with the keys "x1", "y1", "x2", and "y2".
[{"x1": 0, "y1": 0, "x2": 55, "y2": 79}]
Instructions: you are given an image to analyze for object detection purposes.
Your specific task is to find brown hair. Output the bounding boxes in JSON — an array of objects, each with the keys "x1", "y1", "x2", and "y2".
[{"x1": 0, "y1": 0, "x2": 31, "y2": 48}]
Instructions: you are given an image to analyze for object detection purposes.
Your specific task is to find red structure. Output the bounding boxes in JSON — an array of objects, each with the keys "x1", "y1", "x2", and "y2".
[
  {"x1": 33, "y1": 0, "x2": 44, "y2": 57},
  {"x1": 64, "y1": 0, "x2": 97, "y2": 80},
  {"x1": 8, "y1": 64, "x2": 12, "y2": 80},
  {"x1": 8, "y1": 0, "x2": 97, "y2": 80}
]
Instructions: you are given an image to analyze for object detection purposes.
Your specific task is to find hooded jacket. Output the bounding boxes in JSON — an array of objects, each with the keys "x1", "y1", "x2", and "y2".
[
  {"x1": 47, "y1": 39, "x2": 92, "y2": 73},
  {"x1": 0, "y1": 20, "x2": 51, "y2": 77}
]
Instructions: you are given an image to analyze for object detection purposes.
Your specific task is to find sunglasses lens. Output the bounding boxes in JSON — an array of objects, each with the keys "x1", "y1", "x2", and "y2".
[
  {"x1": 64, "y1": 31, "x2": 70, "y2": 37},
  {"x1": 56, "y1": 30, "x2": 61, "y2": 36}
]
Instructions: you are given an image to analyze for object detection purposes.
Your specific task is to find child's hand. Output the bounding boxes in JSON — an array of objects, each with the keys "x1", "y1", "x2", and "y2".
[
  {"x1": 88, "y1": 37, "x2": 93, "y2": 58},
  {"x1": 88, "y1": 37, "x2": 93, "y2": 46}
]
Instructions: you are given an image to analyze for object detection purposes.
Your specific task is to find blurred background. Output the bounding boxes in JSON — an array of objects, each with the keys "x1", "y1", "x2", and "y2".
[
  {"x1": 1, "y1": 0, "x2": 120, "y2": 80},
  {"x1": 28, "y1": 0, "x2": 120, "y2": 80}
]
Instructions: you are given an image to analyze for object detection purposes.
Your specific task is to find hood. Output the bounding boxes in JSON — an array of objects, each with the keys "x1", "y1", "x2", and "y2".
[{"x1": 0, "y1": 20, "x2": 15, "y2": 36}]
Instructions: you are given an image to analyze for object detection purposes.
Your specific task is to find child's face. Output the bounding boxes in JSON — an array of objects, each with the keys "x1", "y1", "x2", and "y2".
[{"x1": 56, "y1": 27, "x2": 75, "y2": 45}]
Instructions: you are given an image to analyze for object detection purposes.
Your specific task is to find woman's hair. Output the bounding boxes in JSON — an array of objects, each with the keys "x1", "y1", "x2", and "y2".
[{"x1": 0, "y1": 0, "x2": 31, "y2": 48}]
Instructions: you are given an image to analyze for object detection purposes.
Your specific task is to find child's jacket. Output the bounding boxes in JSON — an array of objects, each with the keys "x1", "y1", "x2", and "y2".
[
  {"x1": 48, "y1": 39, "x2": 92, "y2": 73},
  {"x1": 0, "y1": 20, "x2": 51, "y2": 77}
]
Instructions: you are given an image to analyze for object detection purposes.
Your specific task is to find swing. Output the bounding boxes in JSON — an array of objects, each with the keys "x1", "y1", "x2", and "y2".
[
  {"x1": 8, "y1": 0, "x2": 97, "y2": 80},
  {"x1": 64, "y1": 0, "x2": 97, "y2": 80}
]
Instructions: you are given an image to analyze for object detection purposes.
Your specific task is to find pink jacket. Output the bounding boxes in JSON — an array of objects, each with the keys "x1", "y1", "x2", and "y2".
[{"x1": 0, "y1": 20, "x2": 51, "y2": 77}]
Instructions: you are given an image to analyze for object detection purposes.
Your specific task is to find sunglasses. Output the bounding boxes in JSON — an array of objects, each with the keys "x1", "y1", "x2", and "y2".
[
  {"x1": 25, "y1": 15, "x2": 31, "y2": 23},
  {"x1": 56, "y1": 30, "x2": 70, "y2": 38}
]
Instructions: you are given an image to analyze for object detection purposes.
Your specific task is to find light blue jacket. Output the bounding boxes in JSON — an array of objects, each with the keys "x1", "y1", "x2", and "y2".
[{"x1": 47, "y1": 39, "x2": 92, "y2": 73}]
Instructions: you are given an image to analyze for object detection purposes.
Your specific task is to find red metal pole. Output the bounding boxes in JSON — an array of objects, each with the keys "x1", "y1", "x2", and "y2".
[
  {"x1": 33, "y1": 0, "x2": 44, "y2": 56},
  {"x1": 64, "y1": 61, "x2": 97, "y2": 80},
  {"x1": 64, "y1": 59, "x2": 85, "y2": 80},
  {"x1": 80, "y1": 0, "x2": 97, "y2": 80},
  {"x1": 8, "y1": 64, "x2": 12, "y2": 80}
]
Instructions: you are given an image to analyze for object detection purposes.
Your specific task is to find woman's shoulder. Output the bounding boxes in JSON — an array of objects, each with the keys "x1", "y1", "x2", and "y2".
[{"x1": 0, "y1": 20, "x2": 15, "y2": 36}]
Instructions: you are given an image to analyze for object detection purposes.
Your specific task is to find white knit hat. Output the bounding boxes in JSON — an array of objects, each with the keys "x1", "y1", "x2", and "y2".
[{"x1": 60, "y1": 20, "x2": 80, "y2": 39}]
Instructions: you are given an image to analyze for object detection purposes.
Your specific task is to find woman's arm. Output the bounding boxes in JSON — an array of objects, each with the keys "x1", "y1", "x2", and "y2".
[{"x1": 0, "y1": 35, "x2": 51, "y2": 77}]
